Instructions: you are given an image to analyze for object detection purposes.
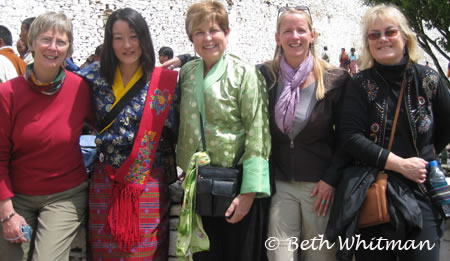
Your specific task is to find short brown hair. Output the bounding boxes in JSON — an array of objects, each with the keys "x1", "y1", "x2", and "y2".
[{"x1": 185, "y1": 1, "x2": 229, "y2": 42}]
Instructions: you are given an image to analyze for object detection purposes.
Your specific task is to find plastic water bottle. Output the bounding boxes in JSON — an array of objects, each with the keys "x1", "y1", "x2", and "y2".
[{"x1": 429, "y1": 160, "x2": 450, "y2": 218}]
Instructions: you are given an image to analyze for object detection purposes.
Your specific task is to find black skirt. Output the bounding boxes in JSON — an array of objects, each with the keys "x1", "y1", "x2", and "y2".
[{"x1": 193, "y1": 197, "x2": 271, "y2": 261}]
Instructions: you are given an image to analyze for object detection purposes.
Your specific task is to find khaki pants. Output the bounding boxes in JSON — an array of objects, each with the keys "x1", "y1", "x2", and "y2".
[
  {"x1": 267, "y1": 180, "x2": 336, "y2": 261},
  {"x1": 0, "y1": 181, "x2": 88, "y2": 261}
]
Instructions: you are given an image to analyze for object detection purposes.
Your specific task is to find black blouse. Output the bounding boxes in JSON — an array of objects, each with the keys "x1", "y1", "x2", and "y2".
[{"x1": 340, "y1": 58, "x2": 450, "y2": 190}]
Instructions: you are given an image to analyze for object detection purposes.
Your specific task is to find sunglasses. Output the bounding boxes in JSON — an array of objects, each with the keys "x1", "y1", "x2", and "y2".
[
  {"x1": 367, "y1": 28, "x2": 400, "y2": 40},
  {"x1": 277, "y1": 6, "x2": 312, "y2": 24}
]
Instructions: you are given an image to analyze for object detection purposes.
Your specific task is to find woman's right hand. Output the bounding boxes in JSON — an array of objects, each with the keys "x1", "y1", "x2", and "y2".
[
  {"x1": 2, "y1": 213, "x2": 29, "y2": 243},
  {"x1": 386, "y1": 153, "x2": 428, "y2": 183}
]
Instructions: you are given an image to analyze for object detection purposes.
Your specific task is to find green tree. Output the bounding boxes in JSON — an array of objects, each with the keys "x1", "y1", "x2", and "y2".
[{"x1": 363, "y1": 0, "x2": 449, "y2": 85}]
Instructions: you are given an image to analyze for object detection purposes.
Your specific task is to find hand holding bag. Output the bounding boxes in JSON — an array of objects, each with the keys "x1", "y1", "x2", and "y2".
[
  {"x1": 196, "y1": 115, "x2": 243, "y2": 217},
  {"x1": 358, "y1": 68, "x2": 406, "y2": 228},
  {"x1": 196, "y1": 164, "x2": 242, "y2": 217}
]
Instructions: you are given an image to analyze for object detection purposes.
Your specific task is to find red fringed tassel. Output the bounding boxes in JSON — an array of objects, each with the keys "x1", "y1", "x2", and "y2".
[{"x1": 106, "y1": 183, "x2": 143, "y2": 252}]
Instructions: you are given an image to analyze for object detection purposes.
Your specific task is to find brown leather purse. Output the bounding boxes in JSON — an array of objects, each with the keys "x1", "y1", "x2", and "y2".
[
  {"x1": 358, "y1": 70, "x2": 407, "y2": 228},
  {"x1": 358, "y1": 171, "x2": 390, "y2": 228}
]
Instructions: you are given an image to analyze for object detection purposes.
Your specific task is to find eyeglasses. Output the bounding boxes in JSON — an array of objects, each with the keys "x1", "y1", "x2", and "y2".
[
  {"x1": 277, "y1": 5, "x2": 312, "y2": 24},
  {"x1": 367, "y1": 28, "x2": 400, "y2": 40},
  {"x1": 37, "y1": 36, "x2": 68, "y2": 48}
]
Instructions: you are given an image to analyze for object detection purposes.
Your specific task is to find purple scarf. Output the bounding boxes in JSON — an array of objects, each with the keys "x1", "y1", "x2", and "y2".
[{"x1": 275, "y1": 53, "x2": 314, "y2": 134}]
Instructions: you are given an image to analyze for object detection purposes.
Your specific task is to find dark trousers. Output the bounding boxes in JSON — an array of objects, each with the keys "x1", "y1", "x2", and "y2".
[
  {"x1": 194, "y1": 198, "x2": 270, "y2": 261},
  {"x1": 355, "y1": 191, "x2": 444, "y2": 261}
]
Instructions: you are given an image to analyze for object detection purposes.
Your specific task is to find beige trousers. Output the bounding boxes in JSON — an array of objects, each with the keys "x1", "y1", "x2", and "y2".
[
  {"x1": 266, "y1": 180, "x2": 336, "y2": 261},
  {"x1": 0, "y1": 181, "x2": 88, "y2": 261}
]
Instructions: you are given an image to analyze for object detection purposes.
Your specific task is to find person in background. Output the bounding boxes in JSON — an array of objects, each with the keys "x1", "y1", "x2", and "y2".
[
  {"x1": 258, "y1": 6, "x2": 349, "y2": 261},
  {"x1": 19, "y1": 17, "x2": 35, "y2": 64},
  {"x1": 0, "y1": 12, "x2": 94, "y2": 260},
  {"x1": 336, "y1": 4, "x2": 450, "y2": 261},
  {"x1": 176, "y1": 1, "x2": 271, "y2": 260},
  {"x1": 80, "y1": 44, "x2": 102, "y2": 69},
  {"x1": 16, "y1": 39, "x2": 27, "y2": 59},
  {"x1": 339, "y1": 47, "x2": 349, "y2": 71},
  {"x1": 0, "y1": 55, "x2": 17, "y2": 84},
  {"x1": 321, "y1": 46, "x2": 330, "y2": 62},
  {"x1": 158, "y1": 46, "x2": 174, "y2": 65},
  {"x1": 348, "y1": 47, "x2": 358, "y2": 75},
  {"x1": 0, "y1": 25, "x2": 26, "y2": 77},
  {"x1": 78, "y1": 7, "x2": 178, "y2": 260}
]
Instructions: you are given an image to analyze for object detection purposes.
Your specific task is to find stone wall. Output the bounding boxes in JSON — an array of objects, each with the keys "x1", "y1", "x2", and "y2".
[{"x1": 0, "y1": 0, "x2": 447, "y2": 73}]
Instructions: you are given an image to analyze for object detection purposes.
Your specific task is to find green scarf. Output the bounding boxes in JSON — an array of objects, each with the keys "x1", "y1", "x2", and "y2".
[
  {"x1": 176, "y1": 151, "x2": 211, "y2": 260},
  {"x1": 25, "y1": 64, "x2": 66, "y2": 95}
]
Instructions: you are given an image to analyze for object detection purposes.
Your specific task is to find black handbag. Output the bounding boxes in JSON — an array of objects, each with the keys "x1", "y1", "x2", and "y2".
[{"x1": 196, "y1": 115, "x2": 244, "y2": 217}]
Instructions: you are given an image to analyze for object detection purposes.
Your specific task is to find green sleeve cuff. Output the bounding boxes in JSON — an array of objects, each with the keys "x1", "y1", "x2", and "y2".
[{"x1": 240, "y1": 157, "x2": 270, "y2": 198}]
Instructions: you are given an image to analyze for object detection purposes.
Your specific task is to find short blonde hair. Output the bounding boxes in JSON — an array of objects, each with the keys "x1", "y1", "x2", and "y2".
[
  {"x1": 270, "y1": 8, "x2": 336, "y2": 100},
  {"x1": 359, "y1": 4, "x2": 420, "y2": 70},
  {"x1": 28, "y1": 11, "x2": 73, "y2": 58},
  {"x1": 185, "y1": 0, "x2": 229, "y2": 42}
]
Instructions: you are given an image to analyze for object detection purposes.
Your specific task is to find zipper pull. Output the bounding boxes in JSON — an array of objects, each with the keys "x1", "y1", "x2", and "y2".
[{"x1": 290, "y1": 140, "x2": 294, "y2": 149}]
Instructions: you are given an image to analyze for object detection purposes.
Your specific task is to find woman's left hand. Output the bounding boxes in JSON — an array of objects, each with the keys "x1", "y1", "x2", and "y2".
[
  {"x1": 312, "y1": 180, "x2": 335, "y2": 216},
  {"x1": 225, "y1": 192, "x2": 256, "y2": 224}
]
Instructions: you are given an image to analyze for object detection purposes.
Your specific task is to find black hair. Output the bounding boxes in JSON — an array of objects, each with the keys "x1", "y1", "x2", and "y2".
[
  {"x1": 22, "y1": 17, "x2": 36, "y2": 30},
  {"x1": 158, "y1": 46, "x2": 174, "y2": 59},
  {"x1": 100, "y1": 8, "x2": 155, "y2": 85},
  {"x1": 95, "y1": 44, "x2": 102, "y2": 56},
  {"x1": 0, "y1": 25, "x2": 12, "y2": 46}
]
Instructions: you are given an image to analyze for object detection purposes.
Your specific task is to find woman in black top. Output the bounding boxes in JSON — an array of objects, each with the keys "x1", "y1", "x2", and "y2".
[{"x1": 339, "y1": 4, "x2": 450, "y2": 261}]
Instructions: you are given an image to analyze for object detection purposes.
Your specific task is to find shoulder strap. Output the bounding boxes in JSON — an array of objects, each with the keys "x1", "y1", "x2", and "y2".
[
  {"x1": 99, "y1": 76, "x2": 147, "y2": 132},
  {"x1": 387, "y1": 64, "x2": 408, "y2": 150}
]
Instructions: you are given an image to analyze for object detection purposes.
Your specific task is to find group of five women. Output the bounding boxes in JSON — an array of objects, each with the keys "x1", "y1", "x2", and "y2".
[{"x1": 0, "y1": 1, "x2": 449, "y2": 261}]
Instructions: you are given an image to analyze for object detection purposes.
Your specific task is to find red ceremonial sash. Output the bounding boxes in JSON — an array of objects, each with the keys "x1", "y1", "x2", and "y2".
[{"x1": 106, "y1": 67, "x2": 178, "y2": 252}]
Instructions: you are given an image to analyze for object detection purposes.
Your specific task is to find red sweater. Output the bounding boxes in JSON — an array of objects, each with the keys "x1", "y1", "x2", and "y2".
[{"x1": 0, "y1": 71, "x2": 94, "y2": 200}]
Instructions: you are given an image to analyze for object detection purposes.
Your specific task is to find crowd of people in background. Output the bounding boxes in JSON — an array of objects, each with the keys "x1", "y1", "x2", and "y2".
[
  {"x1": 0, "y1": 1, "x2": 449, "y2": 261},
  {"x1": 338, "y1": 47, "x2": 359, "y2": 76}
]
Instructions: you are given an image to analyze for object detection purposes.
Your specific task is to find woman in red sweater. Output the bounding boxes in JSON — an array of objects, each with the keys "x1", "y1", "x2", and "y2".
[{"x1": 0, "y1": 12, "x2": 94, "y2": 260}]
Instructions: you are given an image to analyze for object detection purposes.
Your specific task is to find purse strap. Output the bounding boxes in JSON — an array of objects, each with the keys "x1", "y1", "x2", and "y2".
[
  {"x1": 98, "y1": 75, "x2": 147, "y2": 132},
  {"x1": 387, "y1": 64, "x2": 408, "y2": 150},
  {"x1": 199, "y1": 114, "x2": 244, "y2": 168}
]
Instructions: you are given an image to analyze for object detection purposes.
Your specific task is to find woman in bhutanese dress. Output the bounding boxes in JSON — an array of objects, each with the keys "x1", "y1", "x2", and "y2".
[
  {"x1": 79, "y1": 8, "x2": 178, "y2": 261},
  {"x1": 175, "y1": 1, "x2": 271, "y2": 261}
]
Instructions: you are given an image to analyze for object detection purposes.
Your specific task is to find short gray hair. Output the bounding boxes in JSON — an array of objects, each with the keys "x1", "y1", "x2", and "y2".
[{"x1": 28, "y1": 12, "x2": 73, "y2": 57}]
